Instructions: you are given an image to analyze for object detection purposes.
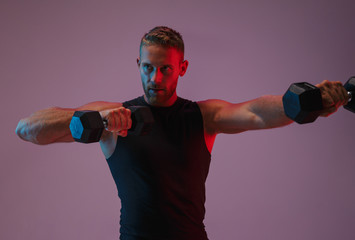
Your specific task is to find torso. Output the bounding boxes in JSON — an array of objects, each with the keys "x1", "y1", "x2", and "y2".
[{"x1": 104, "y1": 96, "x2": 211, "y2": 239}]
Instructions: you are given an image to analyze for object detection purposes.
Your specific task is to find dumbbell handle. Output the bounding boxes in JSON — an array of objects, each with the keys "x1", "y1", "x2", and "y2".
[
  {"x1": 102, "y1": 119, "x2": 108, "y2": 128},
  {"x1": 347, "y1": 91, "x2": 352, "y2": 102},
  {"x1": 101, "y1": 118, "x2": 134, "y2": 132}
]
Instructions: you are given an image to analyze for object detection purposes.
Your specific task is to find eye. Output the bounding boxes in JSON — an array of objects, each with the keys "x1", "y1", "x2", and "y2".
[
  {"x1": 143, "y1": 64, "x2": 153, "y2": 73},
  {"x1": 161, "y1": 66, "x2": 172, "y2": 74}
]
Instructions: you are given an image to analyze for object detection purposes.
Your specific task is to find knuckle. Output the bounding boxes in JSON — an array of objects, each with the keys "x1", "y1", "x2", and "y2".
[
  {"x1": 118, "y1": 130, "x2": 128, "y2": 137},
  {"x1": 322, "y1": 79, "x2": 330, "y2": 85}
]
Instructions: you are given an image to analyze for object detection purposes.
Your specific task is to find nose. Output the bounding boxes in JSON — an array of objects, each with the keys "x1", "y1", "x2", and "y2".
[{"x1": 151, "y1": 68, "x2": 163, "y2": 84}]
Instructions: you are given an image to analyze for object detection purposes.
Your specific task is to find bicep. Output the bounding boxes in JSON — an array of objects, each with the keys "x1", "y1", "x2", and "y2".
[{"x1": 198, "y1": 99, "x2": 263, "y2": 135}]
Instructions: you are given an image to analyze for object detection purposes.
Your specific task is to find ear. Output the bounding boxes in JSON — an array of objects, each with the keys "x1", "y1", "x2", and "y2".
[
  {"x1": 179, "y1": 60, "x2": 189, "y2": 77},
  {"x1": 137, "y1": 57, "x2": 140, "y2": 67}
]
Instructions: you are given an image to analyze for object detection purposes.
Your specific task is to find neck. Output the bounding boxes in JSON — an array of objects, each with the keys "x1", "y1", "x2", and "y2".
[{"x1": 144, "y1": 93, "x2": 177, "y2": 107}]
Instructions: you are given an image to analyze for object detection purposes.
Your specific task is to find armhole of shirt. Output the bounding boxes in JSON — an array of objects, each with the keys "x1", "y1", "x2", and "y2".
[{"x1": 194, "y1": 102, "x2": 212, "y2": 157}]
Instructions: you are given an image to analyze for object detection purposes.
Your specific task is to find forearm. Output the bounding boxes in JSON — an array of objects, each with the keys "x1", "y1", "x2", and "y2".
[
  {"x1": 15, "y1": 107, "x2": 75, "y2": 145},
  {"x1": 16, "y1": 101, "x2": 123, "y2": 145},
  {"x1": 247, "y1": 95, "x2": 293, "y2": 129}
]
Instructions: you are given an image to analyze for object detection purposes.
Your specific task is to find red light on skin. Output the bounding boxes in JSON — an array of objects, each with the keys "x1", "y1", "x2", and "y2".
[{"x1": 204, "y1": 132, "x2": 216, "y2": 154}]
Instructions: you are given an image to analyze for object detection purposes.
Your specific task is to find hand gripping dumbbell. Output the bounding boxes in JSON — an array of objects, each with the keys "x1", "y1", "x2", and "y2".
[
  {"x1": 282, "y1": 76, "x2": 354, "y2": 124},
  {"x1": 69, "y1": 106, "x2": 154, "y2": 143}
]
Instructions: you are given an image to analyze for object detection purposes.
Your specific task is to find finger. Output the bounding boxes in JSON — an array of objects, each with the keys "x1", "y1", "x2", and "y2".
[
  {"x1": 117, "y1": 130, "x2": 128, "y2": 137},
  {"x1": 119, "y1": 108, "x2": 131, "y2": 130},
  {"x1": 321, "y1": 91, "x2": 335, "y2": 109},
  {"x1": 107, "y1": 109, "x2": 121, "y2": 132},
  {"x1": 329, "y1": 82, "x2": 342, "y2": 108},
  {"x1": 114, "y1": 109, "x2": 123, "y2": 131},
  {"x1": 317, "y1": 80, "x2": 335, "y2": 108},
  {"x1": 315, "y1": 79, "x2": 331, "y2": 90},
  {"x1": 330, "y1": 81, "x2": 349, "y2": 108},
  {"x1": 117, "y1": 108, "x2": 125, "y2": 130},
  {"x1": 106, "y1": 110, "x2": 115, "y2": 131},
  {"x1": 333, "y1": 81, "x2": 346, "y2": 106},
  {"x1": 126, "y1": 108, "x2": 132, "y2": 130}
]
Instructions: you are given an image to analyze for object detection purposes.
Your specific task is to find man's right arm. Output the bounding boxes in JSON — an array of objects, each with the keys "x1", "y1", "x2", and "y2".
[{"x1": 15, "y1": 101, "x2": 123, "y2": 145}]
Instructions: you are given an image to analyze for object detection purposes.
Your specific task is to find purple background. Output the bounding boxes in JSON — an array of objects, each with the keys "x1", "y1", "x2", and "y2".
[{"x1": 1, "y1": 0, "x2": 355, "y2": 239}]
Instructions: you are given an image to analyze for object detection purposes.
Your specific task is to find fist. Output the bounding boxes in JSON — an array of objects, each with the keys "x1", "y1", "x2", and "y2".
[
  {"x1": 316, "y1": 80, "x2": 350, "y2": 117},
  {"x1": 100, "y1": 107, "x2": 132, "y2": 137}
]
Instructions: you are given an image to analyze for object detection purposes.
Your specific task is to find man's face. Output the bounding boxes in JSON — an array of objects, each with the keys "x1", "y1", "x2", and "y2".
[{"x1": 138, "y1": 45, "x2": 188, "y2": 107}]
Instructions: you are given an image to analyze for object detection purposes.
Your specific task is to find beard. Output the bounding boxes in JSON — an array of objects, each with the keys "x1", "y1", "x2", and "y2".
[{"x1": 143, "y1": 83, "x2": 177, "y2": 107}]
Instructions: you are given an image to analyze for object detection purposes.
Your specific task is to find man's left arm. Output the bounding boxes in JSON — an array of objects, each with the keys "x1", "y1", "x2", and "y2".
[{"x1": 198, "y1": 80, "x2": 349, "y2": 136}]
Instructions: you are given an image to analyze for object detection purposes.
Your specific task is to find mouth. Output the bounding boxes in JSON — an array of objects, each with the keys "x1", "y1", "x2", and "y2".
[{"x1": 148, "y1": 87, "x2": 165, "y2": 92}]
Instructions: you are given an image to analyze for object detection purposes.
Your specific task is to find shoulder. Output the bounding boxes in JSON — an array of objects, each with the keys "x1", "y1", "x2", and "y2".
[
  {"x1": 197, "y1": 99, "x2": 237, "y2": 135},
  {"x1": 197, "y1": 99, "x2": 232, "y2": 117}
]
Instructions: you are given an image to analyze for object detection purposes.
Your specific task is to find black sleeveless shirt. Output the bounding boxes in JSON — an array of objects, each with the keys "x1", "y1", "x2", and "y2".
[{"x1": 106, "y1": 96, "x2": 211, "y2": 240}]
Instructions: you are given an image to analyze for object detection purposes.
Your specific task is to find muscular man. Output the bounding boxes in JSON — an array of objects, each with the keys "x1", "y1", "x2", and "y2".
[{"x1": 15, "y1": 26, "x2": 349, "y2": 240}]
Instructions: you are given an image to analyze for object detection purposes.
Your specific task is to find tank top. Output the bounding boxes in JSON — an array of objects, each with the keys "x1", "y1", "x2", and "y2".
[{"x1": 106, "y1": 96, "x2": 211, "y2": 240}]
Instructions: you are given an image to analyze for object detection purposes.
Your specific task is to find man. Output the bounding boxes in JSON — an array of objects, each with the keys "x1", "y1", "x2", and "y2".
[{"x1": 16, "y1": 26, "x2": 349, "y2": 240}]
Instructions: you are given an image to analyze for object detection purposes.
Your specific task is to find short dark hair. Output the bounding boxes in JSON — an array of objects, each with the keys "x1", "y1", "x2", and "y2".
[{"x1": 140, "y1": 26, "x2": 184, "y2": 58}]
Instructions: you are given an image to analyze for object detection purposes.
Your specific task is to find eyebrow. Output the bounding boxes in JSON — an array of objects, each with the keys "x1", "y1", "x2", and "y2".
[
  {"x1": 142, "y1": 63, "x2": 173, "y2": 68},
  {"x1": 162, "y1": 64, "x2": 173, "y2": 68}
]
